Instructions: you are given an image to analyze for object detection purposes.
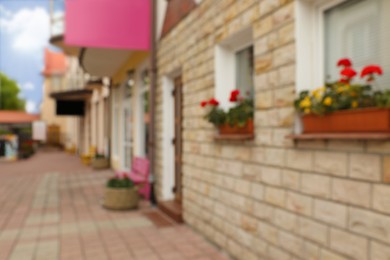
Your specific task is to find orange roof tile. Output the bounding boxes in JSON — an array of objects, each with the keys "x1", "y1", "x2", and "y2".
[
  {"x1": 41, "y1": 48, "x2": 67, "y2": 77},
  {"x1": 0, "y1": 111, "x2": 40, "y2": 124}
]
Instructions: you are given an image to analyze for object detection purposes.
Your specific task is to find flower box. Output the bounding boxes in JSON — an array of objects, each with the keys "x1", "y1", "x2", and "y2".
[
  {"x1": 218, "y1": 119, "x2": 254, "y2": 135},
  {"x1": 201, "y1": 89, "x2": 254, "y2": 140},
  {"x1": 303, "y1": 108, "x2": 390, "y2": 133}
]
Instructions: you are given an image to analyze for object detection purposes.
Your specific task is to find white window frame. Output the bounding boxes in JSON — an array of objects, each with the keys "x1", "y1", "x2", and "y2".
[
  {"x1": 134, "y1": 61, "x2": 150, "y2": 158},
  {"x1": 214, "y1": 27, "x2": 253, "y2": 109},
  {"x1": 112, "y1": 87, "x2": 120, "y2": 159},
  {"x1": 295, "y1": 0, "x2": 348, "y2": 93},
  {"x1": 122, "y1": 95, "x2": 133, "y2": 172}
]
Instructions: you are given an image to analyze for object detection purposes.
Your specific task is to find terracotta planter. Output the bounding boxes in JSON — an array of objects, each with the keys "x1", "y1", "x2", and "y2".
[
  {"x1": 302, "y1": 108, "x2": 390, "y2": 133},
  {"x1": 92, "y1": 158, "x2": 109, "y2": 170},
  {"x1": 103, "y1": 187, "x2": 139, "y2": 210},
  {"x1": 218, "y1": 119, "x2": 254, "y2": 135}
]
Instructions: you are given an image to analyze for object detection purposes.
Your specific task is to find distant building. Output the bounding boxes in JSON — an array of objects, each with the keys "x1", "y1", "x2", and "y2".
[
  {"x1": 40, "y1": 48, "x2": 70, "y2": 147},
  {"x1": 0, "y1": 110, "x2": 40, "y2": 160}
]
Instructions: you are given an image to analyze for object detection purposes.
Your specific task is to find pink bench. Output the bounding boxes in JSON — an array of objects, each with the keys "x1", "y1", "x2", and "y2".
[{"x1": 117, "y1": 157, "x2": 150, "y2": 200}]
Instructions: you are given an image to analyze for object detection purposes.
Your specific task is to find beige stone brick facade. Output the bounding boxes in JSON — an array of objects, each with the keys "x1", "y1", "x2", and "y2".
[{"x1": 155, "y1": 0, "x2": 390, "y2": 259}]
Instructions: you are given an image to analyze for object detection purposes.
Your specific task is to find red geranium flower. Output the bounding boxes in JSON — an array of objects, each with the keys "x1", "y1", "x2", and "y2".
[
  {"x1": 200, "y1": 101, "x2": 208, "y2": 107},
  {"x1": 337, "y1": 58, "x2": 352, "y2": 68},
  {"x1": 229, "y1": 89, "x2": 240, "y2": 102},
  {"x1": 340, "y1": 67, "x2": 357, "y2": 79},
  {"x1": 361, "y1": 65, "x2": 383, "y2": 79},
  {"x1": 229, "y1": 96, "x2": 238, "y2": 102},
  {"x1": 208, "y1": 98, "x2": 219, "y2": 106}
]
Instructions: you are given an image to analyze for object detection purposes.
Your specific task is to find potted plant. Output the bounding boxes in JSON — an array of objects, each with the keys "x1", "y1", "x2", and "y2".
[
  {"x1": 200, "y1": 89, "x2": 254, "y2": 136},
  {"x1": 81, "y1": 154, "x2": 91, "y2": 165},
  {"x1": 91, "y1": 153, "x2": 109, "y2": 170},
  {"x1": 19, "y1": 140, "x2": 35, "y2": 159},
  {"x1": 66, "y1": 144, "x2": 76, "y2": 154},
  {"x1": 103, "y1": 176, "x2": 140, "y2": 210},
  {"x1": 294, "y1": 58, "x2": 388, "y2": 133}
]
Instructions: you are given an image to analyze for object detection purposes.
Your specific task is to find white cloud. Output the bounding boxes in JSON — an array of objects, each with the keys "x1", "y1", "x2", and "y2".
[
  {"x1": 21, "y1": 82, "x2": 35, "y2": 91},
  {"x1": 0, "y1": 5, "x2": 12, "y2": 18},
  {"x1": 53, "y1": 10, "x2": 64, "y2": 19},
  {"x1": 0, "y1": 5, "x2": 49, "y2": 53},
  {"x1": 25, "y1": 100, "x2": 37, "y2": 113}
]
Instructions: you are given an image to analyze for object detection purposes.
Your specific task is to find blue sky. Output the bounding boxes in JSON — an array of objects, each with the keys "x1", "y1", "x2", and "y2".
[{"x1": 0, "y1": 0, "x2": 52, "y2": 113}]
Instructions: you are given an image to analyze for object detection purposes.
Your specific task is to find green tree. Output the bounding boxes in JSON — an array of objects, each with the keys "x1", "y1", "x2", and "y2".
[{"x1": 0, "y1": 72, "x2": 25, "y2": 111}]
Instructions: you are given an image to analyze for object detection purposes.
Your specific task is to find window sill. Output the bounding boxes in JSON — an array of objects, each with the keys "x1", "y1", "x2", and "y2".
[
  {"x1": 214, "y1": 134, "x2": 254, "y2": 141},
  {"x1": 286, "y1": 133, "x2": 390, "y2": 141}
]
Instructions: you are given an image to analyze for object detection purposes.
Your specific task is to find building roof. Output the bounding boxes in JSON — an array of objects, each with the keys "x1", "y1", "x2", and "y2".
[
  {"x1": 0, "y1": 111, "x2": 40, "y2": 124},
  {"x1": 41, "y1": 48, "x2": 67, "y2": 77}
]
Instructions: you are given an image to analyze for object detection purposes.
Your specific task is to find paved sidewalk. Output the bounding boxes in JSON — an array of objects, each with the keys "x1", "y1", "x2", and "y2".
[{"x1": 0, "y1": 151, "x2": 229, "y2": 260}]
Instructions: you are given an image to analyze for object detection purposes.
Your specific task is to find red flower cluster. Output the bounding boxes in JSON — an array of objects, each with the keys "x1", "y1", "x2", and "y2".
[
  {"x1": 200, "y1": 98, "x2": 219, "y2": 107},
  {"x1": 338, "y1": 59, "x2": 357, "y2": 83},
  {"x1": 337, "y1": 58, "x2": 352, "y2": 68},
  {"x1": 200, "y1": 90, "x2": 243, "y2": 108},
  {"x1": 229, "y1": 90, "x2": 240, "y2": 102},
  {"x1": 341, "y1": 67, "x2": 357, "y2": 79},
  {"x1": 209, "y1": 98, "x2": 219, "y2": 106},
  {"x1": 361, "y1": 65, "x2": 383, "y2": 81},
  {"x1": 337, "y1": 58, "x2": 383, "y2": 83}
]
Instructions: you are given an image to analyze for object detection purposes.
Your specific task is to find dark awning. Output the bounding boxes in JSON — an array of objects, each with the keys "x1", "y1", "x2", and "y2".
[
  {"x1": 50, "y1": 89, "x2": 92, "y2": 116},
  {"x1": 50, "y1": 89, "x2": 92, "y2": 101}
]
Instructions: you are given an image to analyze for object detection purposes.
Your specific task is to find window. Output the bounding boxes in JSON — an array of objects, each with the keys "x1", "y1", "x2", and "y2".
[
  {"x1": 51, "y1": 76, "x2": 62, "y2": 91},
  {"x1": 324, "y1": 0, "x2": 390, "y2": 89},
  {"x1": 123, "y1": 106, "x2": 132, "y2": 170},
  {"x1": 112, "y1": 87, "x2": 120, "y2": 157},
  {"x1": 126, "y1": 70, "x2": 135, "y2": 97},
  {"x1": 215, "y1": 28, "x2": 254, "y2": 109},
  {"x1": 296, "y1": 0, "x2": 390, "y2": 91},
  {"x1": 236, "y1": 46, "x2": 254, "y2": 97},
  {"x1": 143, "y1": 89, "x2": 150, "y2": 156},
  {"x1": 138, "y1": 69, "x2": 150, "y2": 157}
]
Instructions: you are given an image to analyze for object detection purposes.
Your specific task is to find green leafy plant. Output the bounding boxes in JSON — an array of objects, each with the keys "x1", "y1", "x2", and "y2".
[
  {"x1": 0, "y1": 129, "x2": 12, "y2": 135},
  {"x1": 95, "y1": 153, "x2": 106, "y2": 159},
  {"x1": 107, "y1": 176, "x2": 134, "y2": 189},
  {"x1": 295, "y1": 58, "x2": 385, "y2": 115},
  {"x1": 19, "y1": 140, "x2": 35, "y2": 159},
  {"x1": 0, "y1": 72, "x2": 26, "y2": 111},
  {"x1": 201, "y1": 90, "x2": 254, "y2": 127}
]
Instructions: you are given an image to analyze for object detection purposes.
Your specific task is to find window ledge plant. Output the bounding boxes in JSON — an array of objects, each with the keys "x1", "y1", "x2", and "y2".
[
  {"x1": 201, "y1": 90, "x2": 254, "y2": 137},
  {"x1": 295, "y1": 58, "x2": 387, "y2": 133},
  {"x1": 103, "y1": 176, "x2": 140, "y2": 210}
]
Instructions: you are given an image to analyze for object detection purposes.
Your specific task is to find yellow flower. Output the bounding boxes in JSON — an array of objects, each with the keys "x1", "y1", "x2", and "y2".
[
  {"x1": 323, "y1": 97, "x2": 333, "y2": 106},
  {"x1": 352, "y1": 101, "x2": 358, "y2": 108},
  {"x1": 304, "y1": 108, "x2": 311, "y2": 114},
  {"x1": 337, "y1": 86, "x2": 344, "y2": 93},
  {"x1": 337, "y1": 84, "x2": 350, "y2": 93},
  {"x1": 312, "y1": 87, "x2": 325, "y2": 100},
  {"x1": 299, "y1": 97, "x2": 311, "y2": 108}
]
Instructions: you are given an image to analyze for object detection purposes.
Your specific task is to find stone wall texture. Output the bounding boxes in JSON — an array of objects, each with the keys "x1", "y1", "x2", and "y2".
[{"x1": 155, "y1": 0, "x2": 390, "y2": 259}]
